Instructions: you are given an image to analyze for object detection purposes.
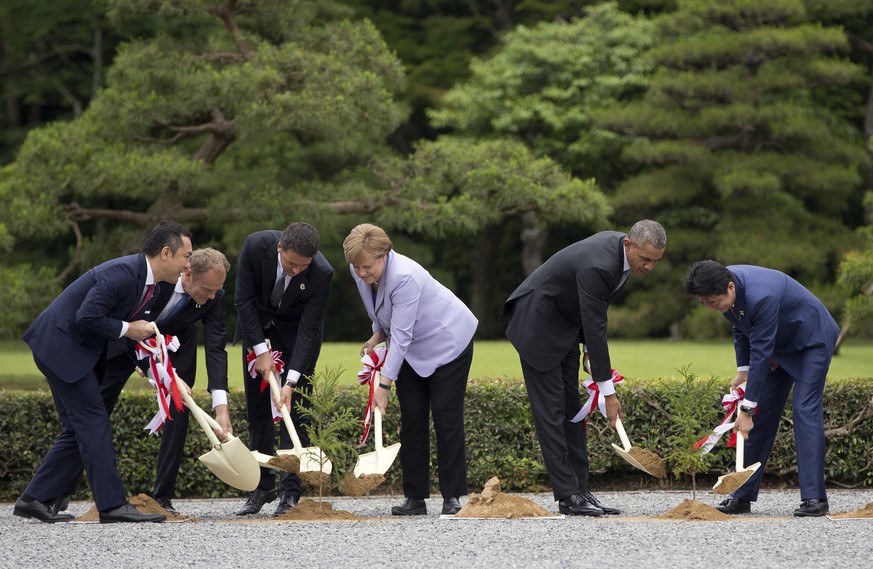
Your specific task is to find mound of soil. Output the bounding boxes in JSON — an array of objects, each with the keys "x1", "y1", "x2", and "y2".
[
  {"x1": 657, "y1": 499, "x2": 732, "y2": 521},
  {"x1": 268, "y1": 454, "x2": 300, "y2": 473},
  {"x1": 830, "y1": 501, "x2": 873, "y2": 519},
  {"x1": 627, "y1": 447, "x2": 667, "y2": 479},
  {"x1": 298, "y1": 470, "x2": 331, "y2": 493},
  {"x1": 456, "y1": 476, "x2": 557, "y2": 519},
  {"x1": 77, "y1": 493, "x2": 192, "y2": 522},
  {"x1": 274, "y1": 499, "x2": 362, "y2": 521},
  {"x1": 341, "y1": 472, "x2": 386, "y2": 496}
]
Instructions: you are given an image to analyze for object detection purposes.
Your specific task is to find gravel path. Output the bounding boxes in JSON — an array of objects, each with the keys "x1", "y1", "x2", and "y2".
[{"x1": 4, "y1": 489, "x2": 872, "y2": 568}]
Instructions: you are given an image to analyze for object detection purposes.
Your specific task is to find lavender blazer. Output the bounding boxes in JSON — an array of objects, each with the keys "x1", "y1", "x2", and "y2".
[{"x1": 350, "y1": 250, "x2": 478, "y2": 380}]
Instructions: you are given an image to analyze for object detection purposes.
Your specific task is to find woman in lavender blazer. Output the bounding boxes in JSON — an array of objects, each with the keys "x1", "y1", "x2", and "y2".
[{"x1": 343, "y1": 224, "x2": 478, "y2": 516}]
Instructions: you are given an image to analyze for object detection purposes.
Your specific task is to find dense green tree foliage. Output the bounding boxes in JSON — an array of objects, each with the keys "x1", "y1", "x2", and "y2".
[{"x1": 594, "y1": 0, "x2": 870, "y2": 335}]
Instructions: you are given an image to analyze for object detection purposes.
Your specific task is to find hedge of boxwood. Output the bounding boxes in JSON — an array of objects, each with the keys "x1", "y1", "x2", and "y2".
[{"x1": 1, "y1": 376, "x2": 870, "y2": 502}]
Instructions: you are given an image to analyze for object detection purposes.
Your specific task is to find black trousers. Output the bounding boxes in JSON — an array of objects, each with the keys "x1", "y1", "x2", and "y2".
[
  {"x1": 63, "y1": 351, "x2": 196, "y2": 501},
  {"x1": 241, "y1": 331, "x2": 312, "y2": 499},
  {"x1": 519, "y1": 342, "x2": 589, "y2": 501},
  {"x1": 395, "y1": 340, "x2": 473, "y2": 500}
]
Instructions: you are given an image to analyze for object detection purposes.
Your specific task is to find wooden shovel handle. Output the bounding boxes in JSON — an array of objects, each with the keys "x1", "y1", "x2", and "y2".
[
  {"x1": 615, "y1": 417, "x2": 632, "y2": 452},
  {"x1": 736, "y1": 430, "x2": 746, "y2": 471},
  {"x1": 265, "y1": 371, "x2": 305, "y2": 451}
]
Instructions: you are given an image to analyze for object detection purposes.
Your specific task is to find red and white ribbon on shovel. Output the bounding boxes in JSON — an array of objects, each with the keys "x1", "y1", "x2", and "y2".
[
  {"x1": 245, "y1": 349, "x2": 285, "y2": 421},
  {"x1": 356, "y1": 346, "x2": 388, "y2": 447},
  {"x1": 135, "y1": 333, "x2": 183, "y2": 435},
  {"x1": 570, "y1": 369, "x2": 624, "y2": 426},
  {"x1": 695, "y1": 383, "x2": 747, "y2": 454}
]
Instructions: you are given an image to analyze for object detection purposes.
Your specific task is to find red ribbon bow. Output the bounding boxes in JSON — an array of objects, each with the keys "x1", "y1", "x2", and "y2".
[
  {"x1": 570, "y1": 369, "x2": 624, "y2": 426},
  {"x1": 357, "y1": 347, "x2": 387, "y2": 447},
  {"x1": 135, "y1": 334, "x2": 183, "y2": 434},
  {"x1": 695, "y1": 384, "x2": 746, "y2": 453},
  {"x1": 246, "y1": 349, "x2": 285, "y2": 394}
]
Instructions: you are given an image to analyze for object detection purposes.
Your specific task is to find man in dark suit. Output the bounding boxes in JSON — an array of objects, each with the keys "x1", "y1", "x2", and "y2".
[
  {"x1": 14, "y1": 221, "x2": 193, "y2": 523},
  {"x1": 54, "y1": 247, "x2": 233, "y2": 516},
  {"x1": 502, "y1": 220, "x2": 666, "y2": 516},
  {"x1": 684, "y1": 260, "x2": 839, "y2": 517},
  {"x1": 233, "y1": 222, "x2": 333, "y2": 516}
]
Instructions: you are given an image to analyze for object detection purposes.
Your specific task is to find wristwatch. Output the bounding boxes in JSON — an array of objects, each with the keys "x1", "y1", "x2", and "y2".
[
  {"x1": 378, "y1": 382, "x2": 392, "y2": 391},
  {"x1": 739, "y1": 405, "x2": 755, "y2": 417}
]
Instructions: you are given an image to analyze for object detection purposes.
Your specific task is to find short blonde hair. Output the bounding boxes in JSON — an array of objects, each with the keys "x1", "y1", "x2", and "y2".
[
  {"x1": 343, "y1": 224, "x2": 392, "y2": 264},
  {"x1": 189, "y1": 248, "x2": 230, "y2": 276}
]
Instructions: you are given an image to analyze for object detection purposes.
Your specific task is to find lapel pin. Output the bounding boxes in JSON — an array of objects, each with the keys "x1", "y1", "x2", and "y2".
[
  {"x1": 300, "y1": 283, "x2": 306, "y2": 291},
  {"x1": 739, "y1": 310, "x2": 745, "y2": 317}
]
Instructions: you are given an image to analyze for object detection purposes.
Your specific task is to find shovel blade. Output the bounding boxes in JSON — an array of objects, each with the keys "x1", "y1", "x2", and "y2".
[
  {"x1": 712, "y1": 462, "x2": 761, "y2": 494},
  {"x1": 279, "y1": 447, "x2": 333, "y2": 475},
  {"x1": 611, "y1": 443, "x2": 658, "y2": 478},
  {"x1": 354, "y1": 442, "x2": 401, "y2": 477},
  {"x1": 198, "y1": 437, "x2": 260, "y2": 491}
]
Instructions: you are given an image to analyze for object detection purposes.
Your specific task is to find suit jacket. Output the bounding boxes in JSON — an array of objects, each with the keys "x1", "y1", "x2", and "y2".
[
  {"x1": 502, "y1": 231, "x2": 627, "y2": 382},
  {"x1": 233, "y1": 230, "x2": 333, "y2": 375},
  {"x1": 725, "y1": 265, "x2": 839, "y2": 402},
  {"x1": 151, "y1": 280, "x2": 228, "y2": 391},
  {"x1": 23, "y1": 254, "x2": 151, "y2": 383},
  {"x1": 350, "y1": 250, "x2": 478, "y2": 380}
]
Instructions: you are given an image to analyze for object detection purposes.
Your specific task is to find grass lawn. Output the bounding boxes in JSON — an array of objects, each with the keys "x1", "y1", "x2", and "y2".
[{"x1": 2, "y1": 338, "x2": 871, "y2": 392}]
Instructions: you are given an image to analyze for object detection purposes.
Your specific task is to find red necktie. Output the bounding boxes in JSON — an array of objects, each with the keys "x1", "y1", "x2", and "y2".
[{"x1": 130, "y1": 284, "x2": 156, "y2": 319}]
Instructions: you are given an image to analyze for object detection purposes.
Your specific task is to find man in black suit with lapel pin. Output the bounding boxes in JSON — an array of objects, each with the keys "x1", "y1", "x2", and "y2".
[
  {"x1": 233, "y1": 222, "x2": 333, "y2": 516},
  {"x1": 502, "y1": 220, "x2": 666, "y2": 516},
  {"x1": 14, "y1": 221, "x2": 192, "y2": 524}
]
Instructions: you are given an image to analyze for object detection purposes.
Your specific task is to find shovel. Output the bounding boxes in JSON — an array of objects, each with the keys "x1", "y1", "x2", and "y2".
[
  {"x1": 353, "y1": 402, "x2": 401, "y2": 477},
  {"x1": 265, "y1": 371, "x2": 332, "y2": 474},
  {"x1": 713, "y1": 431, "x2": 760, "y2": 494},
  {"x1": 610, "y1": 417, "x2": 667, "y2": 479},
  {"x1": 140, "y1": 324, "x2": 260, "y2": 491}
]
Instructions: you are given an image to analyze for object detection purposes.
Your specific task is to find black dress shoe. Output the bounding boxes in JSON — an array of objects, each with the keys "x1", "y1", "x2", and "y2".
[
  {"x1": 49, "y1": 495, "x2": 71, "y2": 515},
  {"x1": 235, "y1": 488, "x2": 278, "y2": 516},
  {"x1": 13, "y1": 497, "x2": 74, "y2": 523},
  {"x1": 715, "y1": 496, "x2": 752, "y2": 514},
  {"x1": 558, "y1": 493, "x2": 604, "y2": 516},
  {"x1": 794, "y1": 499, "x2": 829, "y2": 517},
  {"x1": 273, "y1": 494, "x2": 299, "y2": 517},
  {"x1": 391, "y1": 497, "x2": 427, "y2": 516},
  {"x1": 99, "y1": 503, "x2": 166, "y2": 523},
  {"x1": 154, "y1": 496, "x2": 178, "y2": 515},
  {"x1": 442, "y1": 497, "x2": 462, "y2": 515},
  {"x1": 583, "y1": 491, "x2": 620, "y2": 515}
]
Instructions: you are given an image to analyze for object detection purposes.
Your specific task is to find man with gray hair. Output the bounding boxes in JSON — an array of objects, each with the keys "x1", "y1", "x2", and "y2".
[
  {"x1": 502, "y1": 220, "x2": 666, "y2": 516},
  {"x1": 53, "y1": 247, "x2": 234, "y2": 516}
]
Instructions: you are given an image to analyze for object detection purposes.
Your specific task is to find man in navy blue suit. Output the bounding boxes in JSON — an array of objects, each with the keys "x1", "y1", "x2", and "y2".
[
  {"x1": 14, "y1": 221, "x2": 193, "y2": 523},
  {"x1": 684, "y1": 260, "x2": 839, "y2": 517}
]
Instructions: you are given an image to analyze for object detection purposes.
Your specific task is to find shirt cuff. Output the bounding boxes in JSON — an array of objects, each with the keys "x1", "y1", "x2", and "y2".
[
  {"x1": 597, "y1": 379, "x2": 616, "y2": 397},
  {"x1": 211, "y1": 389, "x2": 228, "y2": 408},
  {"x1": 286, "y1": 370, "x2": 301, "y2": 386},
  {"x1": 740, "y1": 399, "x2": 757, "y2": 408},
  {"x1": 252, "y1": 342, "x2": 269, "y2": 356},
  {"x1": 737, "y1": 366, "x2": 749, "y2": 371},
  {"x1": 120, "y1": 322, "x2": 129, "y2": 338}
]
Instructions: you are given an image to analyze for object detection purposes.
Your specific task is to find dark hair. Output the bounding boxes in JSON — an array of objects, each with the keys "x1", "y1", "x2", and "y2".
[
  {"x1": 279, "y1": 222, "x2": 319, "y2": 257},
  {"x1": 684, "y1": 260, "x2": 733, "y2": 297},
  {"x1": 141, "y1": 221, "x2": 193, "y2": 256}
]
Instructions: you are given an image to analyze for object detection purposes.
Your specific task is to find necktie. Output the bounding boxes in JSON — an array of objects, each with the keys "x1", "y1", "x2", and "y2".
[
  {"x1": 159, "y1": 294, "x2": 189, "y2": 323},
  {"x1": 269, "y1": 275, "x2": 285, "y2": 308},
  {"x1": 130, "y1": 284, "x2": 156, "y2": 319},
  {"x1": 615, "y1": 270, "x2": 629, "y2": 293}
]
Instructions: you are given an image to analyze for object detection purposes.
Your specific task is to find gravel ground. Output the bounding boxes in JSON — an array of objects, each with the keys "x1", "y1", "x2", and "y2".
[{"x1": 3, "y1": 489, "x2": 872, "y2": 569}]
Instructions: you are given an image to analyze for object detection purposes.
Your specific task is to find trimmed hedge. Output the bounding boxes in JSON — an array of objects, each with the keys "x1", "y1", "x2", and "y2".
[{"x1": 1, "y1": 376, "x2": 871, "y2": 501}]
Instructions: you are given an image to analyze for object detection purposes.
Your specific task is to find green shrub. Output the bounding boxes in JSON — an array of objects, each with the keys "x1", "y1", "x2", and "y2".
[{"x1": 1, "y1": 376, "x2": 870, "y2": 501}]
